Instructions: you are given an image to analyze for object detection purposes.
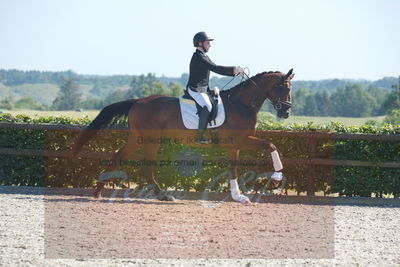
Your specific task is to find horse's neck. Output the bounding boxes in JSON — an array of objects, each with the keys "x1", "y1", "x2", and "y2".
[{"x1": 223, "y1": 77, "x2": 269, "y2": 114}]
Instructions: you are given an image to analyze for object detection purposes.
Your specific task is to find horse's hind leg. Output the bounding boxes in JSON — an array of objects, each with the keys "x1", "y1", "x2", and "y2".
[
  {"x1": 94, "y1": 131, "x2": 139, "y2": 198},
  {"x1": 228, "y1": 148, "x2": 251, "y2": 204},
  {"x1": 142, "y1": 143, "x2": 175, "y2": 201}
]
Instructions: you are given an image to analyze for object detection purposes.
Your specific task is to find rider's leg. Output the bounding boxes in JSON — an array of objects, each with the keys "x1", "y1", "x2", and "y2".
[
  {"x1": 187, "y1": 90, "x2": 213, "y2": 144},
  {"x1": 196, "y1": 106, "x2": 211, "y2": 144},
  {"x1": 187, "y1": 89, "x2": 213, "y2": 112}
]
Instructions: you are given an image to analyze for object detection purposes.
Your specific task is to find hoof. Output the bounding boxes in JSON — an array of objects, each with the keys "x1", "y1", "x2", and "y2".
[
  {"x1": 157, "y1": 194, "x2": 176, "y2": 201},
  {"x1": 235, "y1": 194, "x2": 251, "y2": 204},
  {"x1": 93, "y1": 191, "x2": 101, "y2": 199},
  {"x1": 242, "y1": 198, "x2": 252, "y2": 205},
  {"x1": 243, "y1": 200, "x2": 253, "y2": 206},
  {"x1": 272, "y1": 180, "x2": 281, "y2": 188},
  {"x1": 240, "y1": 196, "x2": 251, "y2": 205}
]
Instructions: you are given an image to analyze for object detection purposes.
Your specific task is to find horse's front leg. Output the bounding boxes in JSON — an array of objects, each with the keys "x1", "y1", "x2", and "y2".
[
  {"x1": 227, "y1": 149, "x2": 251, "y2": 204},
  {"x1": 241, "y1": 136, "x2": 284, "y2": 184}
]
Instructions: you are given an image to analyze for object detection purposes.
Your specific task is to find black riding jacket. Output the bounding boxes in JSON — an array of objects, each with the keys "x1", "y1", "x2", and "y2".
[{"x1": 187, "y1": 49, "x2": 235, "y2": 93}]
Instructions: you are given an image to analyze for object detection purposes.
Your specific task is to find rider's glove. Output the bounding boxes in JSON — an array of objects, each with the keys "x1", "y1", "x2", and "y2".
[{"x1": 234, "y1": 66, "x2": 245, "y2": 76}]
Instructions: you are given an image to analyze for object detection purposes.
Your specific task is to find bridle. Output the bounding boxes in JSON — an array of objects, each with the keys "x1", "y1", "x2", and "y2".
[
  {"x1": 271, "y1": 75, "x2": 292, "y2": 111},
  {"x1": 246, "y1": 72, "x2": 292, "y2": 111}
]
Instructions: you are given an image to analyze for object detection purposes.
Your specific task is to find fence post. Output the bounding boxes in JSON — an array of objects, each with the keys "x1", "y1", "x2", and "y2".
[{"x1": 307, "y1": 138, "x2": 317, "y2": 196}]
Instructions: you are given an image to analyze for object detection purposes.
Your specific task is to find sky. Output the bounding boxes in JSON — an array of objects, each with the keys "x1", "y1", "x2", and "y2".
[{"x1": 0, "y1": 0, "x2": 399, "y2": 81}]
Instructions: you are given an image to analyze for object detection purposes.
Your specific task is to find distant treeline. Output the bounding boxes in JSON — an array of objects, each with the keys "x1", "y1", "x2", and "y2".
[
  {"x1": 0, "y1": 69, "x2": 397, "y2": 90},
  {"x1": 0, "y1": 69, "x2": 399, "y2": 117},
  {"x1": 290, "y1": 85, "x2": 396, "y2": 117}
]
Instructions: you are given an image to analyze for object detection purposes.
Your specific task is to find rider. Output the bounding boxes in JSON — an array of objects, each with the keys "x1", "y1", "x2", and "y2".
[{"x1": 187, "y1": 31, "x2": 245, "y2": 144}]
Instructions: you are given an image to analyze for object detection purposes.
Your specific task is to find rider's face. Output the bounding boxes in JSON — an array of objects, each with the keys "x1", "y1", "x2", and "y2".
[{"x1": 201, "y1": 40, "x2": 211, "y2": 52}]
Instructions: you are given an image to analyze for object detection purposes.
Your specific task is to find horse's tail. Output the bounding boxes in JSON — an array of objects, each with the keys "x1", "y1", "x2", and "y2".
[{"x1": 71, "y1": 99, "x2": 137, "y2": 157}]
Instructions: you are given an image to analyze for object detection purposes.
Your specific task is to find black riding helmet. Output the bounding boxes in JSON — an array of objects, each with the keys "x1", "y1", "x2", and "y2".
[{"x1": 193, "y1": 31, "x2": 214, "y2": 47}]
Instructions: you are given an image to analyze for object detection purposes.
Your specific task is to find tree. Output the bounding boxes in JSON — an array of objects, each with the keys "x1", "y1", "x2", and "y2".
[
  {"x1": 366, "y1": 85, "x2": 390, "y2": 115},
  {"x1": 314, "y1": 90, "x2": 330, "y2": 116},
  {"x1": 0, "y1": 98, "x2": 13, "y2": 110},
  {"x1": 384, "y1": 109, "x2": 400, "y2": 125},
  {"x1": 81, "y1": 98, "x2": 104, "y2": 110},
  {"x1": 52, "y1": 77, "x2": 82, "y2": 110},
  {"x1": 169, "y1": 82, "x2": 183, "y2": 97},
  {"x1": 127, "y1": 73, "x2": 158, "y2": 98},
  {"x1": 303, "y1": 94, "x2": 318, "y2": 116},
  {"x1": 292, "y1": 88, "x2": 312, "y2": 115},
  {"x1": 90, "y1": 83, "x2": 114, "y2": 98},
  {"x1": 335, "y1": 84, "x2": 375, "y2": 117},
  {"x1": 103, "y1": 89, "x2": 128, "y2": 106},
  {"x1": 15, "y1": 97, "x2": 47, "y2": 110},
  {"x1": 152, "y1": 82, "x2": 169, "y2": 96},
  {"x1": 129, "y1": 73, "x2": 157, "y2": 90},
  {"x1": 383, "y1": 75, "x2": 400, "y2": 114},
  {"x1": 126, "y1": 73, "x2": 184, "y2": 98}
]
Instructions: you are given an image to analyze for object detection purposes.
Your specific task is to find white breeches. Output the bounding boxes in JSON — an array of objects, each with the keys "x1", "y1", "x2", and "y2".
[{"x1": 188, "y1": 89, "x2": 212, "y2": 112}]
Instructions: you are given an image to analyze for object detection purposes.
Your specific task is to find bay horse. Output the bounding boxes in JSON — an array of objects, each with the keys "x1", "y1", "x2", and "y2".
[{"x1": 72, "y1": 69, "x2": 294, "y2": 203}]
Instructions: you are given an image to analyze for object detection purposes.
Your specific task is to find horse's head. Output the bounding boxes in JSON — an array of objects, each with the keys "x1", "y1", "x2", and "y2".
[
  {"x1": 224, "y1": 69, "x2": 295, "y2": 118},
  {"x1": 268, "y1": 68, "x2": 294, "y2": 119}
]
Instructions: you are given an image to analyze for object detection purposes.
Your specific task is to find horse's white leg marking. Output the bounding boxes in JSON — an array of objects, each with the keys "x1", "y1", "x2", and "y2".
[
  {"x1": 230, "y1": 179, "x2": 250, "y2": 204},
  {"x1": 271, "y1": 150, "x2": 283, "y2": 180}
]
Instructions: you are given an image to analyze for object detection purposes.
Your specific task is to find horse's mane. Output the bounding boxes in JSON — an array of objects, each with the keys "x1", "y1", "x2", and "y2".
[{"x1": 221, "y1": 71, "x2": 281, "y2": 96}]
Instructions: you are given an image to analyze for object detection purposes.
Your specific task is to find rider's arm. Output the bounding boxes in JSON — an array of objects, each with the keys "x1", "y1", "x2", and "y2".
[{"x1": 197, "y1": 53, "x2": 235, "y2": 77}]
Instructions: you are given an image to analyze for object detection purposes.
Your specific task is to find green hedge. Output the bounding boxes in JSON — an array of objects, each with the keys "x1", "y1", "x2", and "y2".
[
  {"x1": 257, "y1": 121, "x2": 400, "y2": 197},
  {"x1": 0, "y1": 113, "x2": 399, "y2": 197}
]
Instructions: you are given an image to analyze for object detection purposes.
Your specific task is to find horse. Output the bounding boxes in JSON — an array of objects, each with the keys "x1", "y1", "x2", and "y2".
[{"x1": 71, "y1": 69, "x2": 294, "y2": 203}]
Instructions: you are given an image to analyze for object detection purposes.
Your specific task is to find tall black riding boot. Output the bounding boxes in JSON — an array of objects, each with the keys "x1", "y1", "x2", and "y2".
[{"x1": 196, "y1": 106, "x2": 211, "y2": 144}]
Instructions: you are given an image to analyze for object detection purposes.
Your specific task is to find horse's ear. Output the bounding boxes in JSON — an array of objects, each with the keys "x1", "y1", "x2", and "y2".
[{"x1": 285, "y1": 68, "x2": 294, "y2": 80}]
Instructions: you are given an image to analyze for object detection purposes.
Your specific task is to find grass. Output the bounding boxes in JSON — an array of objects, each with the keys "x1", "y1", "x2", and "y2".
[
  {"x1": 258, "y1": 112, "x2": 385, "y2": 126},
  {"x1": 2, "y1": 109, "x2": 100, "y2": 119},
  {"x1": 277, "y1": 115, "x2": 386, "y2": 126},
  {"x1": 1, "y1": 109, "x2": 386, "y2": 126}
]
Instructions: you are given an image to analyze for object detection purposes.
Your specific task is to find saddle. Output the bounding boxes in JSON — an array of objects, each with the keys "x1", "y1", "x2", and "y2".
[{"x1": 179, "y1": 88, "x2": 226, "y2": 130}]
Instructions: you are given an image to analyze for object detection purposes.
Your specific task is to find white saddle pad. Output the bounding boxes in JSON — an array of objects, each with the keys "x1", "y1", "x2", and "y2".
[{"x1": 178, "y1": 95, "x2": 226, "y2": 129}]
